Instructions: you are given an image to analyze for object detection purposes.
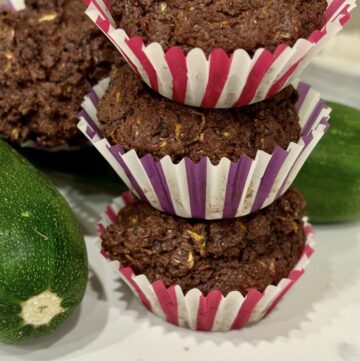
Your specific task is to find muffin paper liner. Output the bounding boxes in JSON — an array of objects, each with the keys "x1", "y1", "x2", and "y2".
[
  {"x1": 0, "y1": 0, "x2": 25, "y2": 11},
  {"x1": 97, "y1": 192, "x2": 315, "y2": 332},
  {"x1": 84, "y1": 0, "x2": 355, "y2": 108},
  {"x1": 0, "y1": 0, "x2": 88, "y2": 152},
  {"x1": 78, "y1": 79, "x2": 331, "y2": 220}
]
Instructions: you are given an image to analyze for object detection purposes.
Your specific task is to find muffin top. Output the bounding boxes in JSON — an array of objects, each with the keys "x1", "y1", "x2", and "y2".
[
  {"x1": 97, "y1": 62, "x2": 301, "y2": 164},
  {"x1": 102, "y1": 189, "x2": 307, "y2": 296},
  {"x1": 0, "y1": 0, "x2": 117, "y2": 148},
  {"x1": 110, "y1": 0, "x2": 327, "y2": 55}
]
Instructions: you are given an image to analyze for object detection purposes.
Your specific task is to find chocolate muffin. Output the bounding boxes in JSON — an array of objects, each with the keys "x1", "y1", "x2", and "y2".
[
  {"x1": 0, "y1": 0, "x2": 117, "y2": 148},
  {"x1": 102, "y1": 189, "x2": 307, "y2": 296},
  {"x1": 110, "y1": 0, "x2": 328, "y2": 55},
  {"x1": 97, "y1": 63, "x2": 301, "y2": 164}
]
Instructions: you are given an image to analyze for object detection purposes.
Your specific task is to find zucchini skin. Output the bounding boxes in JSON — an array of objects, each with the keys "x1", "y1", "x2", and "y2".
[
  {"x1": 294, "y1": 102, "x2": 360, "y2": 223},
  {"x1": 0, "y1": 140, "x2": 88, "y2": 343}
]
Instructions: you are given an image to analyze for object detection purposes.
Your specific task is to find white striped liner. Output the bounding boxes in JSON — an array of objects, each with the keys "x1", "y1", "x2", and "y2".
[
  {"x1": 96, "y1": 192, "x2": 316, "y2": 332},
  {"x1": 78, "y1": 79, "x2": 331, "y2": 220},
  {"x1": 84, "y1": 0, "x2": 355, "y2": 108}
]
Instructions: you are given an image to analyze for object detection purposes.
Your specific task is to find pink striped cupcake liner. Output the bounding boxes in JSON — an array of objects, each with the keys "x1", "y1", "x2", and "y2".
[
  {"x1": 97, "y1": 192, "x2": 316, "y2": 332},
  {"x1": 78, "y1": 79, "x2": 331, "y2": 220},
  {"x1": 0, "y1": 0, "x2": 88, "y2": 152},
  {"x1": 83, "y1": 0, "x2": 355, "y2": 108}
]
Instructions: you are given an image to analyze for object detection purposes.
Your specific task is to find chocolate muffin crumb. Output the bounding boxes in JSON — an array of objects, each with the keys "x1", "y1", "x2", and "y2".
[
  {"x1": 102, "y1": 189, "x2": 307, "y2": 296},
  {"x1": 97, "y1": 62, "x2": 301, "y2": 164},
  {"x1": 0, "y1": 0, "x2": 117, "y2": 148},
  {"x1": 110, "y1": 0, "x2": 327, "y2": 55}
]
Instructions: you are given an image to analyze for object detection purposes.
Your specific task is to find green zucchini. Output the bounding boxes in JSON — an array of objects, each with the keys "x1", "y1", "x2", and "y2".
[
  {"x1": 0, "y1": 140, "x2": 88, "y2": 343},
  {"x1": 294, "y1": 102, "x2": 360, "y2": 223}
]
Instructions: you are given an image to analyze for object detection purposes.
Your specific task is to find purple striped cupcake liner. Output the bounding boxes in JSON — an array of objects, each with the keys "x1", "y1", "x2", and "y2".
[
  {"x1": 0, "y1": 0, "x2": 88, "y2": 152},
  {"x1": 96, "y1": 192, "x2": 316, "y2": 332},
  {"x1": 78, "y1": 79, "x2": 331, "y2": 220},
  {"x1": 0, "y1": 0, "x2": 24, "y2": 11},
  {"x1": 84, "y1": 0, "x2": 355, "y2": 108}
]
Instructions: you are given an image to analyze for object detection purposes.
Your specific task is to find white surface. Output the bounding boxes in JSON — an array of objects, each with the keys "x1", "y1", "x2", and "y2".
[
  {"x1": 302, "y1": 32, "x2": 360, "y2": 109},
  {"x1": 311, "y1": 32, "x2": 360, "y2": 77},
  {"x1": 1, "y1": 203, "x2": 360, "y2": 361},
  {"x1": 1, "y1": 29, "x2": 360, "y2": 361}
]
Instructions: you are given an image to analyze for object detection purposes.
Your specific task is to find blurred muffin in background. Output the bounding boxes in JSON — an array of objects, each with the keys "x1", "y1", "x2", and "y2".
[{"x1": 0, "y1": 0, "x2": 117, "y2": 149}]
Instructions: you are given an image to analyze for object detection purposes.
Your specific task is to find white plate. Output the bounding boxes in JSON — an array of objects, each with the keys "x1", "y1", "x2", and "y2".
[
  {"x1": 1, "y1": 32, "x2": 360, "y2": 361},
  {"x1": 1, "y1": 189, "x2": 360, "y2": 361}
]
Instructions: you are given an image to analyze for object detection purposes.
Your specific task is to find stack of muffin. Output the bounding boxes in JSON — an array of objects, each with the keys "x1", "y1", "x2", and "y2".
[{"x1": 77, "y1": 0, "x2": 351, "y2": 331}]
